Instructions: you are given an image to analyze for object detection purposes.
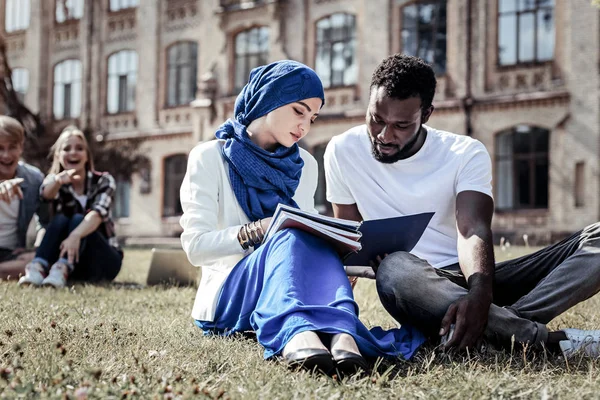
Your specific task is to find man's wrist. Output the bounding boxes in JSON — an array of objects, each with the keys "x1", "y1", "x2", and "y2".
[{"x1": 467, "y1": 273, "x2": 493, "y2": 302}]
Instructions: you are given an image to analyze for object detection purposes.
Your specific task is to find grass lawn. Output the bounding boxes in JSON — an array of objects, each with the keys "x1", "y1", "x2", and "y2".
[{"x1": 2, "y1": 246, "x2": 600, "y2": 399}]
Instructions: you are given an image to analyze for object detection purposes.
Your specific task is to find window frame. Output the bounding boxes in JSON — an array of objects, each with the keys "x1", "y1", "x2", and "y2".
[
  {"x1": 4, "y1": 0, "x2": 30, "y2": 33},
  {"x1": 166, "y1": 41, "x2": 198, "y2": 108},
  {"x1": 233, "y1": 26, "x2": 270, "y2": 93},
  {"x1": 494, "y1": 125, "x2": 550, "y2": 211},
  {"x1": 108, "y1": 0, "x2": 139, "y2": 12},
  {"x1": 53, "y1": 59, "x2": 82, "y2": 120},
  {"x1": 55, "y1": 0, "x2": 84, "y2": 23},
  {"x1": 314, "y1": 12, "x2": 357, "y2": 89},
  {"x1": 106, "y1": 50, "x2": 138, "y2": 115},
  {"x1": 113, "y1": 176, "x2": 131, "y2": 219},
  {"x1": 10, "y1": 67, "x2": 28, "y2": 103},
  {"x1": 496, "y1": 0, "x2": 555, "y2": 67},
  {"x1": 399, "y1": 0, "x2": 447, "y2": 75}
]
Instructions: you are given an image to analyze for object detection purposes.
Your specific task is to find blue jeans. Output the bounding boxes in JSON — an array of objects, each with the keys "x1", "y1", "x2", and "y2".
[{"x1": 35, "y1": 214, "x2": 122, "y2": 282}]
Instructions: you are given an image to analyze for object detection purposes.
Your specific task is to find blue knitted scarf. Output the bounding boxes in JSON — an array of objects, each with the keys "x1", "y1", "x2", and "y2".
[{"x1": 216, "y1": 61, "x2": 325, "y2": 221}]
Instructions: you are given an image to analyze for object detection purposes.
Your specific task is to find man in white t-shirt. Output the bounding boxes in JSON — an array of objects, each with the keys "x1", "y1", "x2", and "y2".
[
  {"x1": 0, "y1": 116, "x2": 46, "y2": 280},
  {"x1": 324, "y1": 54, "x2": 600, "y2": 357}
]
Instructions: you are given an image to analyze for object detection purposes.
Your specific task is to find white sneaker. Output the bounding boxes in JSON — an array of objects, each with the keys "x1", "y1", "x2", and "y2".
[
  {"x1": 17, "y1": 261, "x2": 47, "y2": 286},
  {"x1": 41, "y1": 262, "x2": 70, "y2": 288},
  {"x1": 559, "y1": 329, "x2": 600, "y2": 358}
]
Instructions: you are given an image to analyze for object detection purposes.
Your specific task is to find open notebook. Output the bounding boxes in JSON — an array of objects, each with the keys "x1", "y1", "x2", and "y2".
[{"x1": 263, "y1": 204, "x2": 434, "y2": 267}]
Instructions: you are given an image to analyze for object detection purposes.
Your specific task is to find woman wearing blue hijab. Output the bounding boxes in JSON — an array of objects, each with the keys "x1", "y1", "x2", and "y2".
[{"x1": 180, "y1": 60, "x2": 424, "y2": 375}]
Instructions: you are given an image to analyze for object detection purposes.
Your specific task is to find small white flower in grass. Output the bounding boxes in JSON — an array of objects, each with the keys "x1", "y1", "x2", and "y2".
[
  {"x1": 75, "y1": 386, "x2": 90, "y2": 400},
  {"x1": 149, "y1": 350, "x2": 167, "y2": 358}
]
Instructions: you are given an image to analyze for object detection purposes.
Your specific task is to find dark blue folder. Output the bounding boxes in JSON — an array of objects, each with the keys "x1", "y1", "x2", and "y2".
[{"x1": 344, "y1": 212, "x2": 434, "y2": 266}]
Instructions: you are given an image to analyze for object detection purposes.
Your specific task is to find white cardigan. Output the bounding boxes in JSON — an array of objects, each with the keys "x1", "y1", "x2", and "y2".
[{"x1": 180, "y1": 139, "x2": 319, "y2": 321}]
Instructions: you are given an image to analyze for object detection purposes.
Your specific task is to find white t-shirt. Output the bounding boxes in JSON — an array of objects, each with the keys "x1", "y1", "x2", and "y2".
[
  {"x1": 324, "y1": 124, "x2": 493, "y2": 268},
  {"x1": 0, "y1": 197, "x2": 20, "y2": 250}
]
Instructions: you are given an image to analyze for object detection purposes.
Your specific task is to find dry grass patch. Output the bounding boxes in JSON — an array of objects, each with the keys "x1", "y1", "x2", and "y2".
[{"x1": 1, "y1": 247, "x2": 600, "y2": 399}]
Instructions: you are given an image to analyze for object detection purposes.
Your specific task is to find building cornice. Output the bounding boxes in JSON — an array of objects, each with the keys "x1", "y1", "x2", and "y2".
[{"x1": 472, "y1": 91, "x2": 570, "y2": 112}]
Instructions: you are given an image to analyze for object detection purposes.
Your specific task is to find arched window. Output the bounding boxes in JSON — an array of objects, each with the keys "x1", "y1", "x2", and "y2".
[
  {"x1": 163, "y1": 154, "x2": 187, "y2": 217},
  {"x1": 495, "y1": 125, "x2": 549, "y2": 210},
  {"x1": 107, "y1": 50, "x2": 138, "y2": 114},
  {"x1": 56, "y1": 0, "x2": 84, "y2": 23},
  {"x1": 5, "y1": 0, "x2": 30, "y2": 33},
  {"x1": 53, "y1": 59, "x2": 82, "y2": 119},
  {"x1": 315, "y1": 13, "x2": 357, "y2": 88},
  {"x1": 498, "y1": 0, "x2": 555, "y2": 66},
  {"x1": 109, "y1": 0, "x2": 138, "y2": 12},
  {"x1": 234, "y1": 27, "x2": 269, "y2": 92},
  {"x1": 401, "y1": 1, "x2": 447, "y2": 74},
  {"x1": 167, "y1": 42, "x2": 198, "y2": 107},
  {"x1": 11, "y1": 68, "x2": 28, "y2": 103}
]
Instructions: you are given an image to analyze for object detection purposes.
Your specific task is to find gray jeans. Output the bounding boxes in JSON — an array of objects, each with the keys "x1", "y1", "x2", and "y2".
[{"x1": 375, "y1": 222, "x2": 600, "y2": 346}]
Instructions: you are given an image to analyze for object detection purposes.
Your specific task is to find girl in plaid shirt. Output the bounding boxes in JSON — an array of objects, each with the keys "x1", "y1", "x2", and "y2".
[{"x1": 18, "y1": 126, "x2": 123, "y2": 287}]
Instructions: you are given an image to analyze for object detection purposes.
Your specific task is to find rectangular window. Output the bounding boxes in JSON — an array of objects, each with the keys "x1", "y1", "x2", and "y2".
[
  {"x1": 401, "y1": 1, "x2": 447, "y2": 75},
  {"x1": 315, "y1": 13, "x2": 357, "y2": 88},
  {"x1": 11, "y1": 68, "x2": 28, "y2": 103},
  {"x1": 118, "y1": 75, "x2": 128, "y2": 113},
  {"x1": 114, "y1": 178, "x2": 131, "y2": 218},
  {"x1": 163, "y1": 155, "x2": 187, "y2": 217},
  {"x1": 495, "y1": 125, "x2": 549, "y2": 210},
  {"x1": 312, "y1": 143, "x2": 332, "y2": 215},
  {"x1": 63, "y1": 83, "x2": 72, "y2": 119},
  {"x1": 107, "y1": 50, "x2": 137, "y2": 114},
  {"x1": 56, "y1": 0, "x2": 84, "y2": 23},
  {"x1": 109, "y1": 0, "x2": 139, "y2": 12},
  {"x1": 497, "y1": 0, "x2": 555, "y2": 66},
  {"x1": 5, "y1": 0, "x2": 30, "y2": 33},
  {"x1": 234, "y1": 27, "x2": 269, "y2": 93},
  {"x1": 575, "y1": 162, "x2": 585, "y2": 208},
  {"x1": 166, "y1": 42, "x2": 198, "y2": 107},
  {"x1": 53, "y1": 59, "x2": 82, "y2": 119}
]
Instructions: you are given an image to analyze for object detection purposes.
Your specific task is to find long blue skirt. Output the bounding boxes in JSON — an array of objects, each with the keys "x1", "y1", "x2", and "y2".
[{"x1": 195, "y1": 229, "x2": 425, "y2": 359}]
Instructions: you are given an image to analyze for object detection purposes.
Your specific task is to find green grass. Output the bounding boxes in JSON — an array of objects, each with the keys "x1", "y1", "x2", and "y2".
[{"x1": 1, "y1": 247, "x2": 600, "y2": 399}]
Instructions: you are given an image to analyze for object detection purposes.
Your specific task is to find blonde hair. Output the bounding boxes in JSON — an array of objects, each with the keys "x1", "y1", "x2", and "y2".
[
  {"x1": 49, "y1": 126, "x2": 95, "y2": 175},
  {"x1": 0, "y1": 116, "x2": 25, "y2": 144}
]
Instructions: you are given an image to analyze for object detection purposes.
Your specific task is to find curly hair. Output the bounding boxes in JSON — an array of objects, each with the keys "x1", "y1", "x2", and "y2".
[{"x1": 370, "y1": 54, "x2": 437, "y2": 110}]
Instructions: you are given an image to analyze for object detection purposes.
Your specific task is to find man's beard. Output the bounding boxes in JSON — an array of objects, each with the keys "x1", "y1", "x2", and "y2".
[{"x1": 370, "y1": 126, "x2": 424, "y2": 164}]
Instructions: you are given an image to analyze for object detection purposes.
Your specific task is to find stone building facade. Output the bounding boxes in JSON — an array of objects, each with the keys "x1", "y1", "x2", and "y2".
[{"x1": 2, "y1": 0, "x2": 598, "y2": 244}]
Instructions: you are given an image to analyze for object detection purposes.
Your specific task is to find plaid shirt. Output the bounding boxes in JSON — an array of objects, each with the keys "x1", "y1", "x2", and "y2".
[{"x1": 41, "y1": 170, "x2": 121, "y2": 252}]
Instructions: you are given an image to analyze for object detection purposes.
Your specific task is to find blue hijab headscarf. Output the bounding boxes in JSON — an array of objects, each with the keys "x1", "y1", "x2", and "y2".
[{"x1": 215, "y1": 60, "x2": 325, "y2": 221}]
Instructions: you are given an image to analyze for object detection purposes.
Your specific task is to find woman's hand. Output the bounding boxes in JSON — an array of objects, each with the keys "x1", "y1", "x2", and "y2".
[
  {"x1": 60, "y1": 234, "x2": 81, "y2": 264},
  {"x1": 260, "y1": 217, "x2": 272, "y2": 233},
  {"x1": 54, "y1": 169, "x2": 81, "y2": 186},
  {"x1": 0, "y1": 177, "x2": 24, "y2": 203}
]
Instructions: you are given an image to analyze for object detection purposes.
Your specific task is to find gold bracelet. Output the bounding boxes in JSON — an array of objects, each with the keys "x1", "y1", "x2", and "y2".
[{"x1": 238, "y1": 225, "x2": 250, "y2": 250}]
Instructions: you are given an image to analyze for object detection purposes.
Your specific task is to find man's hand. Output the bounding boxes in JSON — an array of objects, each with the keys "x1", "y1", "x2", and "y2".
[
  {"x1": 0, "y1": 177, "x2": 24, "y2": 203},
  {"x1": 60, "y1": 234, "x2": 81, "y2": 265},
  {"x1": 440, "y1": 287, "x2": 492, "y2": 349},
  {"x1": 369, "y1": 253, "x2": 389, "y2": 274}
]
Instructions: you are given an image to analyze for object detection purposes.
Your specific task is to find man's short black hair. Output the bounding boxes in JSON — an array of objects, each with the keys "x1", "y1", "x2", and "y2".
[{"x1": 370, "y1": 54, "x2": 437, "y2": 110}]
